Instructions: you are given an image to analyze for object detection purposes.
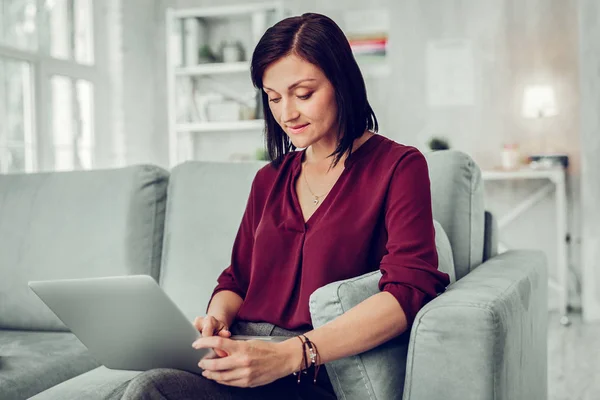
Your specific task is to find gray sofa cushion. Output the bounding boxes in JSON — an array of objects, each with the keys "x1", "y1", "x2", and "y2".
[
  {"x1": 425, "y1": 150, "x2": 485, "y2": 280},
  {"x1": 30, "y1": 366, "x2": 140, "y2": 400},
  {"x1": 0, "y1": 165, "x2": 168, "y2": 331},
  {"x1": 311, "y1": 270, "x2": 405, "y2": 400},
  {"x1": 309, "y1": 221, "x2": 454, "y2": 400},
  {"x1": 0, "y1": 330, "x2": 100, "y2": 400},
  {"x1": 159, "y1": 161, "x2": 264, "y2": 319}
]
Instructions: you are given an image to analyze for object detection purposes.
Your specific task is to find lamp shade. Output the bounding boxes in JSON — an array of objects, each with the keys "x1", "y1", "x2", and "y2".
[{"x1": 522, "y1": 85, "x2": 558, "y2": 118}]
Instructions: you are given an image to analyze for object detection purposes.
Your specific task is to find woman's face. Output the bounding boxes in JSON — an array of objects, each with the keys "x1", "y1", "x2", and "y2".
[{"x1": 262, "y1": 54, "x2": 338, "y2": 149}]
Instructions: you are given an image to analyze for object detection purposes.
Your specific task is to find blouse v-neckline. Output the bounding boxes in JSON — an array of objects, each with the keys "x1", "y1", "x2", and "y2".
[{"x1": 290, "y1": 134, "x2": 381, "y2": 228}]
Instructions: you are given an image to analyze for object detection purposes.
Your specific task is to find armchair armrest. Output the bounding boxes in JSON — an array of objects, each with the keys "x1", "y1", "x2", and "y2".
[
  {"x1": 403, "y1": 250, "x2": 547, "y2": 400},
  {"x1": 309, "y1": 250, "x2": 547, "y2": 400}
]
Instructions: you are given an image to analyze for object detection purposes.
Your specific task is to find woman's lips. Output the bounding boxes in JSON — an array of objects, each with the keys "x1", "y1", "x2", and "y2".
[{"x1": 288, "y1": 124, "x2": 309, "y2": 134}]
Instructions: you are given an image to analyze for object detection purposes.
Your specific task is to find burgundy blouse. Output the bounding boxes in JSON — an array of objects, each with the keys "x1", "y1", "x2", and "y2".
[{"x1": 209, "y1": 134, "x2": 450, "y2": 330}]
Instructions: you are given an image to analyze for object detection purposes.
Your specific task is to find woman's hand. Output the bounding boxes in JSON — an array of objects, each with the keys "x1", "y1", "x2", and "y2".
[
  {"x1": 193, "y1": 316, "x2": 231, "y2": 357},
  {"x1": 193, "y1": 315, "x2": 231, "y2": 338},
  {"x1": 192, "y1": 336, "x2": 299, "y2": 388}
]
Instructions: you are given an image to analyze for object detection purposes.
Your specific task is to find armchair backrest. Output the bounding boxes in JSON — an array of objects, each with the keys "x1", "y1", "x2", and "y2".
[
  {"x1": 158, "y1": 161, "x2": 264, "y2": 320},
  {"x1": 160, "y1": 149, "x2": 488, "y2": 318},
  {"x1": 424, "y1": 150, "x2": 486, "y2": 280}
]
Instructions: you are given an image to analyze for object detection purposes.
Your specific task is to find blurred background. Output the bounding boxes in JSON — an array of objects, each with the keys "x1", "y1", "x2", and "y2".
[{"x1": 1, "y1": 1, "x2": 599, "y2": 398}]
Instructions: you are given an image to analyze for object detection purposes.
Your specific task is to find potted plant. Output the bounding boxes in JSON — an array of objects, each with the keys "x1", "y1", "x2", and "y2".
[
  {"x1": 427, "y1": 137, "x2": 450, "y2": 151},
  {"x1": 255, "y1": 148, "x2": 270, "y2": 161}
]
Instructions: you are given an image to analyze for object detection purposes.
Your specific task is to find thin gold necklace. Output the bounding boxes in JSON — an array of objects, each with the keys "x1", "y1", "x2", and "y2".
[{"x1": 303, "y1": 170, "x2": 329, "y2": 205}]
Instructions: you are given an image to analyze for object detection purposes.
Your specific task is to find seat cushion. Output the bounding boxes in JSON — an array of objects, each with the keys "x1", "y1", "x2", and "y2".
[
  {"x1": 0, "y1": 330, "x2": 100, "y2": 399},
  {"x1": 30, "y1": 366, "x2": 140, "y2": 400},
  {"x1": 0, "y1": 165, "x2": 168, "y2": 331}
]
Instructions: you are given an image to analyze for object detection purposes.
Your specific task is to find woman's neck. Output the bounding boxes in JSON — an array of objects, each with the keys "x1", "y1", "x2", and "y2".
[
  {"x1": 304, "y1": 130, "x2": 373, "y2": 167},
  {"x1": 304, "y1": 137, "x2": 339, "y2": 165}
]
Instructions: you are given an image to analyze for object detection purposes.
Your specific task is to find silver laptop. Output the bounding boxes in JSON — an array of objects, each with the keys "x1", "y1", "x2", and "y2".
[{"x1": 28, "y1": 275, "x2": 287, "y2": 375}]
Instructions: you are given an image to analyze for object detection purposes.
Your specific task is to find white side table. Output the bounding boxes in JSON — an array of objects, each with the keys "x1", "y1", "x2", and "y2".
[{"x1": 482, "y1": 167, "x2": 570, "y2": 326}]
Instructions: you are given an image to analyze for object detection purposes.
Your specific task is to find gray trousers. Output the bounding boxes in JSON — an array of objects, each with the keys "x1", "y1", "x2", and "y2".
[{"x1": 116, "y1": 321, "x2": 337, "y2": 400}]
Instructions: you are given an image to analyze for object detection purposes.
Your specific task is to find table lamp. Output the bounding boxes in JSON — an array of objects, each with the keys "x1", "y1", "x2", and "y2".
[
  {"x1": 521, "y1": 85, "x2": 558, "y2": 119},
  {"x1": 521, "y1": 85, "x2": 567, "y2": 168}
]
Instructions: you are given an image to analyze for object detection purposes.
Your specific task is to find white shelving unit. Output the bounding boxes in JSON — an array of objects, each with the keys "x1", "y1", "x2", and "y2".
[{"x1": 166, "y1": 2, "x2": 285, "y2": 167}]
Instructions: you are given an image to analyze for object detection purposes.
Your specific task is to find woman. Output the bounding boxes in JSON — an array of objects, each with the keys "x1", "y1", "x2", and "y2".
[{"x1": 121, "y1": 12, "x2": 449, "y2": 400}]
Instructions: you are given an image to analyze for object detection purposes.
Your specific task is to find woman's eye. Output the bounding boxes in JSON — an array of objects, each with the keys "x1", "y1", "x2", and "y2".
[
  {"x1": 269, "y1": 98, "x2": 281, "y2": 104},
  {"x1": 297, "y1": 93, "x2": 312, "y2": 100}
]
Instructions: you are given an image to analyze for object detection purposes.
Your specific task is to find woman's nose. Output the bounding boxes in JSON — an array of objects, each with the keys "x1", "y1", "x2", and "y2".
[{"x1": 281, "y1": 99, "x2": 299, "y2": 123}]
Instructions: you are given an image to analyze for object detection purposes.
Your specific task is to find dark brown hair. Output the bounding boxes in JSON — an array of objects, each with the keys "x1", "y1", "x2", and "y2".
[{"x1": 250, "y1": 13, "x2": 378, "y2": 168}]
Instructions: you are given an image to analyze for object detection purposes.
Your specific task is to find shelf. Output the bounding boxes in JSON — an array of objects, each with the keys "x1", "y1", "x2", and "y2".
[
  {"x1": 175, "y1": 62, "x2": 250, "y2": 76},
  {"x1": 171, "y1": 2, "x2": 282, "y2": 19},
  {"x1": 167, "y1": 2, "x2": 285, "y2": 166},
  {"x1": 177, "y1": 120, "x2": 265, "y2": 132},
  {"x1": 482, "y1": 167, "x2": 565, "y2": 182}
]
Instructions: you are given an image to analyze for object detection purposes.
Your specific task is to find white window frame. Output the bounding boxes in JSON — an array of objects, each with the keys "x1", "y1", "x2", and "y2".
[{"x1": 0, "y1": 0, "x2": 108, "y2": 172}]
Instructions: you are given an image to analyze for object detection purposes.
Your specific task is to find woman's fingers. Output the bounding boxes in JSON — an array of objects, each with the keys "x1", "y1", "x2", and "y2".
[
  {"x1": 214, "y1": 348, "x2": 228, "y2": 358},
  {"x1": 193, "y1": 336, "x2": 237, "y2": 353},
  {"x1": 193, "y1": 335, "x2": 235, "y2": 358},
  {"x1": 199, "y1": 354, "x2": 244, "y2": 372},
  {"x1": 196, "y1": 316, "x2": 230, "y2": 338},
  {"x1": 192, "y1": 316, "x2": 231, "y2": 357},
  {"x1": 217, "y1": 329, "x2": 231, "y2": 338},
  {"x1": 201, "y1": 317, "x2": 218, "y2": 337},
  {"x1": 202, "y1": 367, "x2": 250, "y2": 385},
  {"x1": 193, "y1": 316, "x2": 204, "y2": 331}
]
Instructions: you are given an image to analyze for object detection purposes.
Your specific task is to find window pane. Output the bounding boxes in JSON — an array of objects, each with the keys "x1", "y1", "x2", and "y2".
[
  {"x1": 53, "y1": 146, "x2": 91, "y2": 171},
  {"x1": 53, "y1": 145, "x2": 73, "y2": 171},
  {"x1": 50, "y1": 75, "x2": 73, "y2": 146},
  {"x1": 0, "y1": 145, "x2": 25, "y2": 173},
  {"x1": 77, "y1": 146, "x2": 91, "y2": 169},
  {"x1": 48, "y1": 0, "x2": 70, "y2": 60},
  {"x1": 75, "y1": 79, "x2": 93, "y2": 148},
  {"x1": 0, "y1": 0, "x2": 37, "y2": 51},
  {"x1": 50, "y1": 75, "x2": 94, "y2": 170},
  {"x1": 74, "y1": 0, "x2": 93, "y2": 64},
  {"x1": 0, "y1": 57, "x2": 34, "y2": 161},
  {"x1": 47, "y1": 0, "x2": 93, "y2": 64}
]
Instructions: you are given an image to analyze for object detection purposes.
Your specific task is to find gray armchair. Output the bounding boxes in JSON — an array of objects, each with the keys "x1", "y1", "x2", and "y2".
[{"x1": 309, "y1": 150, "x2": 548, "y2": 400}]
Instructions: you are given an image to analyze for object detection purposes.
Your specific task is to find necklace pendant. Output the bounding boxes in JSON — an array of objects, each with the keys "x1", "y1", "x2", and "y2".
[{"x1": 313, "y1": 197, "x2": 319, "y2": 205}]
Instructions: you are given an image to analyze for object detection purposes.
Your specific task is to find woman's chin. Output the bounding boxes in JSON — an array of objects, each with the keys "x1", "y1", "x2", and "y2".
[{"x1": 288, "y1": 136, "x2": 314, "y2": 150}]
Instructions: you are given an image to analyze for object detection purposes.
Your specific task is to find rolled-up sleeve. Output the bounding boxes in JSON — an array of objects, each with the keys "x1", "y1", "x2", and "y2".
[
  {"x1": 378, "y1": 149, "x2": 450, "y2": 327},
  {"x1": 206, "y1": 178, "x2": 258, "y2": 310}
]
